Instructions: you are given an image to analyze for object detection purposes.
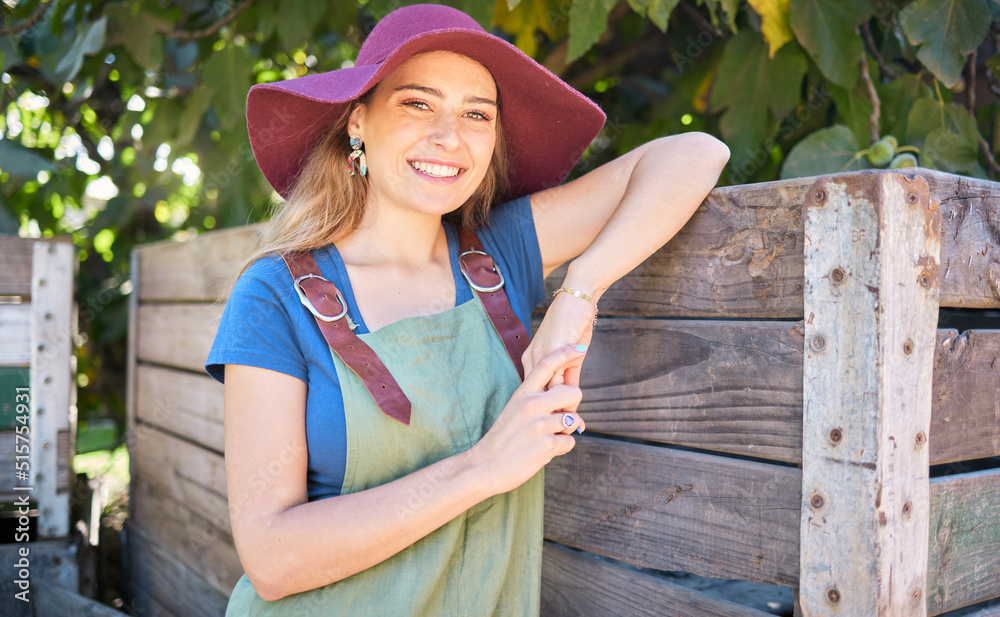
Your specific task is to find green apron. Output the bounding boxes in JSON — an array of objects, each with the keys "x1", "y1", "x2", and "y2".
[{"x1": 225, "y1": 283, "x2": 544, "y2": 616}]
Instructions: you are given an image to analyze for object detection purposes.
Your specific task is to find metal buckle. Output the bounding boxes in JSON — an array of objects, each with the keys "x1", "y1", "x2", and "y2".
[
  {"x1": 458, "y1": 249, "x2": 505, "y2": 293},
  {"x1": 294, "y1": 274, "x2": 348, "y2": 322}
]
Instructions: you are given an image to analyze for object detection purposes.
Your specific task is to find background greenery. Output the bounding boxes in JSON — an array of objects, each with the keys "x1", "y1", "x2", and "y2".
[{"x1": 2, "y1": 0, "x2": 999, "y2": 445}]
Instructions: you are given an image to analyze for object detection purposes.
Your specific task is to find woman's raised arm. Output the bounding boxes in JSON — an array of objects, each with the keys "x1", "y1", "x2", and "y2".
[{"x1": 524, "y1": 132, "x2": 730, "y2": 382}]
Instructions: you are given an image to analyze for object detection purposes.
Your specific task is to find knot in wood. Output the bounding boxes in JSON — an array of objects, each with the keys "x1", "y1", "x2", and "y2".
[
  {"x1": 906, "y1": 191, "x2": 919, "y2": 205},
  {"x1": 810, "y1": 493, "x2": 825, "y2": 509},
  {"x1": 915, "y1": 431, "x2": 926, "y2": 448},
  {"x1": 902, "y1": 500, "x2": 913, "y2": 520},
  {"x1": 810, "y1": 335, "x2": 826, "y2": 352},
  {"x1": 813, "y1": 188, "x2": 827, "y2": 203},
  {"x1": 903, "y1": 339, "x2": 914, "y2": 355},
  {"x1": 918, "y1": 272, "x2": 932, "y2": 288},
  {"x1": 911, "y1": 588, "x2": 922, "y2": 604},
  {"x1": 826, "y1": 587, "x2": 841, "y2": 604},
  {"x1": 830, "y1": 267, "x2": 845, "y2": 283},
  {"x1": 828, "y1": 427, "x2": 843, "y2": 444}
]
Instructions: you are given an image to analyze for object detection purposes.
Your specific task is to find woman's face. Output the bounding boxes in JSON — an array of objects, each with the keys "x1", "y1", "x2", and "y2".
[{"x1": 349, "y1": 51, "x2": 498, "y2": 220}]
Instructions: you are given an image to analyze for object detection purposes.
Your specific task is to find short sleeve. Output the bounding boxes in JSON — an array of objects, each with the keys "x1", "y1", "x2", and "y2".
[
  {"x1": 478, "y1": 194, "x2": 547, "y2": 310},
  {"x1": 205, "y1": 254, "x2": 308, "y2": 384}
]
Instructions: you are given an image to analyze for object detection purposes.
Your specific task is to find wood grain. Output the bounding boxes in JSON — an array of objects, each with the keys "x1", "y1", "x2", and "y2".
[
  {"x1": 135, "y1": 224, "x2": 261, "y2": 302},
  {"x1": 0, "y1": 429, "x2": 70, "y2": 503},
  {"x1": 543, "y1": 435, "x2": 800, "y2": 587},
  {"x1": 541, "y1": 542, "x2": 775, "y2": 617},
  {"x1": 927, "y1": 469, "x2": 1000, "y2": 615},
  {"x1": 33, "y1": 580, "x2": 125, "y2": 617},
  {"x1": 135, "y1": 304, "x2": 221, "y2": 373},
  {"x1": 124, "y1": 520, "x2": 231, "y2": 617},
  {"x1": 0, "y1": 303, "x2": 31, "y2": 366},
  {"x1": 135, "y1": 364, "x2": 224, "y2": 454}
]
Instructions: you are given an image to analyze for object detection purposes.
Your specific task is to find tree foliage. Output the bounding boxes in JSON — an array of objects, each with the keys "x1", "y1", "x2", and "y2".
[{"x1": 2, "y1": 0, "x2": 999, "y2": 437}]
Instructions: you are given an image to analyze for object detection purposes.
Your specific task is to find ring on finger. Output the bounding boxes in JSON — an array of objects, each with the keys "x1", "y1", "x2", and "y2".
[{"x1": 562, "y1": 414, "x2": 575, "y2": 428}]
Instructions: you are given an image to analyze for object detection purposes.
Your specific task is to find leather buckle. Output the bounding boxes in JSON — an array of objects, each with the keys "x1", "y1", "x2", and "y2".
[
  {"x1": 458, "y1": 249, "x2": 504, "y2": 293},
  {"x1": 294, "y1": 274, "x2": 349, "y2": 322}
]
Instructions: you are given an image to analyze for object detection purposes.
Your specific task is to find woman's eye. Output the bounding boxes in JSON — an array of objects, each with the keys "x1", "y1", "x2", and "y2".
[
  {"x1": 466, "y1": 110, "x2": 493, "y2": 121},
  {"x1": 402, "y1": 99, "x2": 429, "y2": 110}
]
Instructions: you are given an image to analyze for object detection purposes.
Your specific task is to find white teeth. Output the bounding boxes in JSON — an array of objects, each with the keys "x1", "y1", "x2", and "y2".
[{"x1": 410, "y1": 161, "x2": 460, "y2": 178}]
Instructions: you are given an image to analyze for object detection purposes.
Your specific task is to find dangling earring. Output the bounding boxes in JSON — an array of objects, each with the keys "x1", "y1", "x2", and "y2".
[{"x1": 348, "y1": 136, "x2": 367, "y2": 177}]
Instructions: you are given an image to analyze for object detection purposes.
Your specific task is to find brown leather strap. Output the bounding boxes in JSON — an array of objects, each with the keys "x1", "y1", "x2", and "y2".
[
  {"x1": 282, "y1": 252, "x2": 412, "y2": 425},
  {"x1": 458, "y1": 227, "x2": 530, "y2": 381}
]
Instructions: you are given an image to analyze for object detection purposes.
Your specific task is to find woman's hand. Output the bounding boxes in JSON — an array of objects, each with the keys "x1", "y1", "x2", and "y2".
[
  {"x1": 469, "y1": 343, "x2": 588, "y2": 496},
  {"x1": 521, "y1": 288, "x2": 596, "y2": 389}
]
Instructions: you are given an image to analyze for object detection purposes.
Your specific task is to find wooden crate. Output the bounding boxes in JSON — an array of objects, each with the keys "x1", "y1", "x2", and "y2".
[{"x1": 125, "y1": 169, "x2": 1000, "y2": 616}]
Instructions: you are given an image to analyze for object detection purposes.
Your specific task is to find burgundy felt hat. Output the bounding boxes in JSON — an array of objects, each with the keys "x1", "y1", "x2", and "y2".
[{"x1": 246, "y1": 4, "x2": 606, "y2": 199}]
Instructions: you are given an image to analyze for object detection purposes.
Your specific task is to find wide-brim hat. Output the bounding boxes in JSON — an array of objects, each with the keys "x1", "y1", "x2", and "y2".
[{"x1": 246, "y1": 4, "x2": 606, "y2": 200}]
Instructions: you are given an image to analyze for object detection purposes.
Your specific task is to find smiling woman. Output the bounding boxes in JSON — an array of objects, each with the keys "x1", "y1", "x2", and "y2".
[{"x1": 205, "y1": 4, "x2": 728, "y2": 616}]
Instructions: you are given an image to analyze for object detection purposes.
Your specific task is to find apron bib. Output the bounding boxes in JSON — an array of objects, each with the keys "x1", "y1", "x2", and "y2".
[{"x1": 226, "y1": 287, "x2": 543, "y2": 616}]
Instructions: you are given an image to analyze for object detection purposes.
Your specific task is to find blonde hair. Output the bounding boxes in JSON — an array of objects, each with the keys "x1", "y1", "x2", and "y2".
[{"x1": 231, "y1": 82, "x2": 510, "y2": 286}]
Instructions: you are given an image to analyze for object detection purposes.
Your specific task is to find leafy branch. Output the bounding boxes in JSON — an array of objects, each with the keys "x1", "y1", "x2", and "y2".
[
  {"x1": 0, "y1": 0, "x2": 52, "y2": 37},
  {"x1": 158, "y1": 0, "x2": 255, "y2": 40}
]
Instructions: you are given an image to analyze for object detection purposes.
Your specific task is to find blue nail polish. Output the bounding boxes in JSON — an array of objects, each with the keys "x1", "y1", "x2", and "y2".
[
  {"x1": 576, "y1": 426, "x2": 584, "y2": 434},
  {"x1": 575, "y1": 344, "x2": 588, "y2": 352}
]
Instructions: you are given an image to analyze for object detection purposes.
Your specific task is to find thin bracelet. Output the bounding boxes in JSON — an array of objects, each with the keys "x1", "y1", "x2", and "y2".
[{"x1": 553, "y1": 286, "x2": 599, "y2": 325}]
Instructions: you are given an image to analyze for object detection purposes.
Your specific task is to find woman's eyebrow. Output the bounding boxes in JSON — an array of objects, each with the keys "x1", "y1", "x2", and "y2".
[{"x1": 394, "y1": 84, "x2": 497, "y2": 107}]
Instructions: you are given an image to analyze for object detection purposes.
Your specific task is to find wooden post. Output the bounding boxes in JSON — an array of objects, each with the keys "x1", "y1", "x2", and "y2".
[
  {"x1": 800, "y1": 172, "x2": 941, "y2": 615},
  {"x1": 29, "y1": 241, "x2": 77, "y2": 539}
]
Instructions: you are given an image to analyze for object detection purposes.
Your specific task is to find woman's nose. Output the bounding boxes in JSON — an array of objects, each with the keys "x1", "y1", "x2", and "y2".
[{"x1": 428, "y1": 114, "x2": 460, "y2": 150}]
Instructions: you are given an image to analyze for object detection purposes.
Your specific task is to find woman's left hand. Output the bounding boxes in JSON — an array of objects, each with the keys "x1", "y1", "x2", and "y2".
[{"x1": 522, "y1": 289, "x2": 596, "y2": 389}]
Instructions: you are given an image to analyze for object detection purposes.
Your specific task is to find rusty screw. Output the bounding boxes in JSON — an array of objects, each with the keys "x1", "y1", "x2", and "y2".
[
  {"x1": 906, "y1": 192, "x2": 919, "y2": 205},
  {"x1": 902, "y1": 500, "x2": 913, "y2": 520},
  {"x1": 918, "y1": 272, "x2": 932, "y2": 288},
  {"x1": 903, "y1": 339, "x2": 914, "y2": 355},
  {"x1": 814, "y1": 188, "x2": 827, "y2": 203},
  {"x1": 810, "y1": 493, "x2": 825, "y2": 509},
  {"x1": 911, "y1": 588, "x2": 922, "y2": 604},
  {"x1": 831, "y1": 267, "x2": 845, "y2": 283},
  {"x1": 915, "y1": 431, "x2": 926, "y2": 448},
  {"x1": 829, "y1": 427, "x2": 843, "y2": 445},
  {"x1": 826, "y1": 587, "x2": 841, "y2": 604},
  {"x1": 811, "y1": 335, "x2": 827, "y2": 352}
]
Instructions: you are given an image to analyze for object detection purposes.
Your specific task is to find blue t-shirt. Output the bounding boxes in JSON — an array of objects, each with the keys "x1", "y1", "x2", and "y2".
[{"x1": 206, "y1": 195, "x2": 546, "y2": 501}]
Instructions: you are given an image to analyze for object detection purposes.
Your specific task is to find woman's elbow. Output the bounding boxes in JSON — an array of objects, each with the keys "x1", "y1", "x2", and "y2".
[{"x1": 683, "y1": 131, "x2": 730, "y2": 170}]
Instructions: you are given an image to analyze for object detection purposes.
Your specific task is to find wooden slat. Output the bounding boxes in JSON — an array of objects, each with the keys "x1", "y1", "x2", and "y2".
[
  {"x1": 131, "y1": 472, "x2": 241, "y2": 598},
  {"x1": 931, "y1": 329, "x2": 1000, "y2": 464},
  {"x1": 0, "y1": 429, "x2": 72, "y2": 503},
  {"x1": 576, "y1": 319, "x2": 1000, "y2": 465},
  {"x1": 543, "y1": 436, "x2": 800, "y2": 587},
  {"x1": 136, "y1": 364, "x2": 224, "y2": 453},
  {"x1": 0, "y1": 237, "x2": 39, "y2": 297},
  {"x1": 927, "y1": 469, "x2": 1000, "y2": 615},
  {"x1": 578, "y1": 318, "x2": 804, "y2": 463},
  {"x1": 541, "y1": 542, "x2": 775, "y2": 617},
  {"x1": 136, "y1": 304, "x2": 221, "y2": 372},
  {"x1": 124, "y1": 520, "x2": 231, "y2": 617},
  {"x1": 800, "y1": 173, "x2": 939, "y2": 616},
  {"x1": 33, "y1": 580, "x2": 125, "y2": 617},
  {"x1": 136, "y1": 224, "x2": 261, "y2": 302},
  {"x1": 0, "y1": 538, "x2": 79, "y2": 598},
  {"x1": 30, "y1": 241, "x2": 77, "y2": 538},
  {"x1": 0, "y1": 303, "x2": 31, "y2": 366},
  {"x1": 540, "y1": 169, "x2": 999, "y2": 319}
]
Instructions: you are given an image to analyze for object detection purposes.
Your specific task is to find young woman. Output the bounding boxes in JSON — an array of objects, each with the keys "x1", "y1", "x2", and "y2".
[{"x1": 206, "y1": 4, "x2": 729, "y2": 615}]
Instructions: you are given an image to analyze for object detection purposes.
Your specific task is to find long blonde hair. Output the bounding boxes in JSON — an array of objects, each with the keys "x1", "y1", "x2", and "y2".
[{"x1": 231, "y1": 83, "x2": 510, "y2": 284}]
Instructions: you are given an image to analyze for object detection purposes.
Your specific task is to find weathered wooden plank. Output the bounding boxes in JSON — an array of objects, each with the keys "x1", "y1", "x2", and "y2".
[
  {"x1": 136, "y1": 364, "x2": 224, "y2": 453},
  {"x1": 135, "y1": 304, "x2": 220, "y2": 373},
  {"x1": 538, "y1": 170, "x2": 998, "y2": 319},
  {"x1": 543, "y1": 435, "x2": 800, "y2": 587},
  {"x1": 123, "y1": 520, "x2": 232, "y2": 617},
  {"x1": 29, "y1": 241, "x2": 77, "y2": 538},
  {"x1": 0, "y1": 537, "x2": 79, "y2": 600},
  {"x1": 126, "y1": 249, "x2": 139, "y2": 523},
  {"x1": 931, "y1": 329, "x2": 1000, "y2": 464},
  {"x1": 131, "y1": 472, "x2": 242, "y2": 598},
  {"x1": 33, "y1": 579, "x2": 125, "y2": 617},
  {"x1": 927, "y1": 469, "x2": 1000, "y2": 615},
  {"x1": 0, "y1": 237, "x2": 39, "y2": 297},
  {"x1": 0, "y1": 303, "x2": 31, "y2": 366},
  {"x1": 800, "y1": 173, "x2": 940, "y2": 616},
  {"x1": 136, "y1": 224, "x2": 261, "y2": 302},
  {"x1": 0, "y1": 429, "x2": 71, "y2": 503},
  {"x1": 541, "y1": 542, "x2": 775, "y2": 617},
  {"x1": 578, "y1": 318, "x2": 804, "y2": 463}
]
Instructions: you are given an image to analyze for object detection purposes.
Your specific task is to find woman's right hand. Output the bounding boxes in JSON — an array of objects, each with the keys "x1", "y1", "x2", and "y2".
[{"x1": 468, "y1": 343, "x2": 588, "y2": 496}]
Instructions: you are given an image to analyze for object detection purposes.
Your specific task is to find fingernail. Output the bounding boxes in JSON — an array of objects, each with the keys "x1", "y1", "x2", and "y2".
[
  {"x1": 575, "y1": 344, "x2": 588, "y2": 352},
  {"x1": 576, "y1": 426, "x2": 584, "y2": 435}
]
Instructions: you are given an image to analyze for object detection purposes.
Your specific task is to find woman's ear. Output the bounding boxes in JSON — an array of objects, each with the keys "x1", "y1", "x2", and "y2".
[{"x1": 348, "y1": 104, "x2": 366, "y2": 140}]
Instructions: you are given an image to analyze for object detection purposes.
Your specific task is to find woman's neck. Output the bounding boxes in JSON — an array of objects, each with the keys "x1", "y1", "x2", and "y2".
[{"x1": 336, "y1": 201, "x2": 449, "y2": 269}]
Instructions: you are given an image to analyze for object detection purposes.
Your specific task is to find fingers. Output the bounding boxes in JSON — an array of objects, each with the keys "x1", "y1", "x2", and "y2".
[
  {"x1": 522, "y1": 344, "x2": 588, "y2": 391},
  {"x1": 555, "y1": 411, "x2": 586, "y2": 435}
]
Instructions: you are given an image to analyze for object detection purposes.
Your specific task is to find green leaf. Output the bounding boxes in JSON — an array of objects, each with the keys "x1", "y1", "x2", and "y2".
[
  {"x1": 507, "y1": 0, "x2": 523, "y2": 9},
  {"x1": 987, "y1": 51, "x2": 1000, "y2": 79},
  {"x1": 899, "y1": 0, "x2": 991, "y2": 88},
  {"x1": 904, "y1": 98, "x2": 978, "y2": 146},
  {"x1": 711, "y1": 31, "x2": 807, "y2": 170},
  {"x1": 829, "y1": 71, "x2": 874, "y2": 148},
  {"x1": 0, "y1": 139, "x2": 56, "y2": 177},
  {"x1": 53, "y1": 16, "x2": 106, "y2": 84},
  {"x1": 780, "y1": 125, "x2": 866, "y2": 179},
  {"x1": 175, "y1": 85, "x2": 215, "y2": 149},
  {"x1": 748, "y1": 0, "x2": 794, "y2": 58},
  {"x1": 648, "y1": 0, "x2": 681, "y2": 31},
  {"x1": 277, "y1": 0, "x2": 319, "y2": 50},
  {"x1": 453, "y1": 0, "x2": 494, "y2": 28},
  {"x1": 105, "y1": 6, "x2": 168, "y2": 70},
  {"x1": 203, "y1": 43, "x2": 255, "y2": 131},
  {"x1": 325, "y1": 0, "x2": 359, "y2": 32},
  {"x1": 567, "y1": 0, "x2": 617, "y2": 63},
  {"x1": 877, "y1": 73, "x2": 931, "y2": 140},
  {"x1": 789, "y1": 0, "x2": 872, "y2": 87},
  {"x1": 921, "y1": 127, "x2": 986, "y2": 177}
]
